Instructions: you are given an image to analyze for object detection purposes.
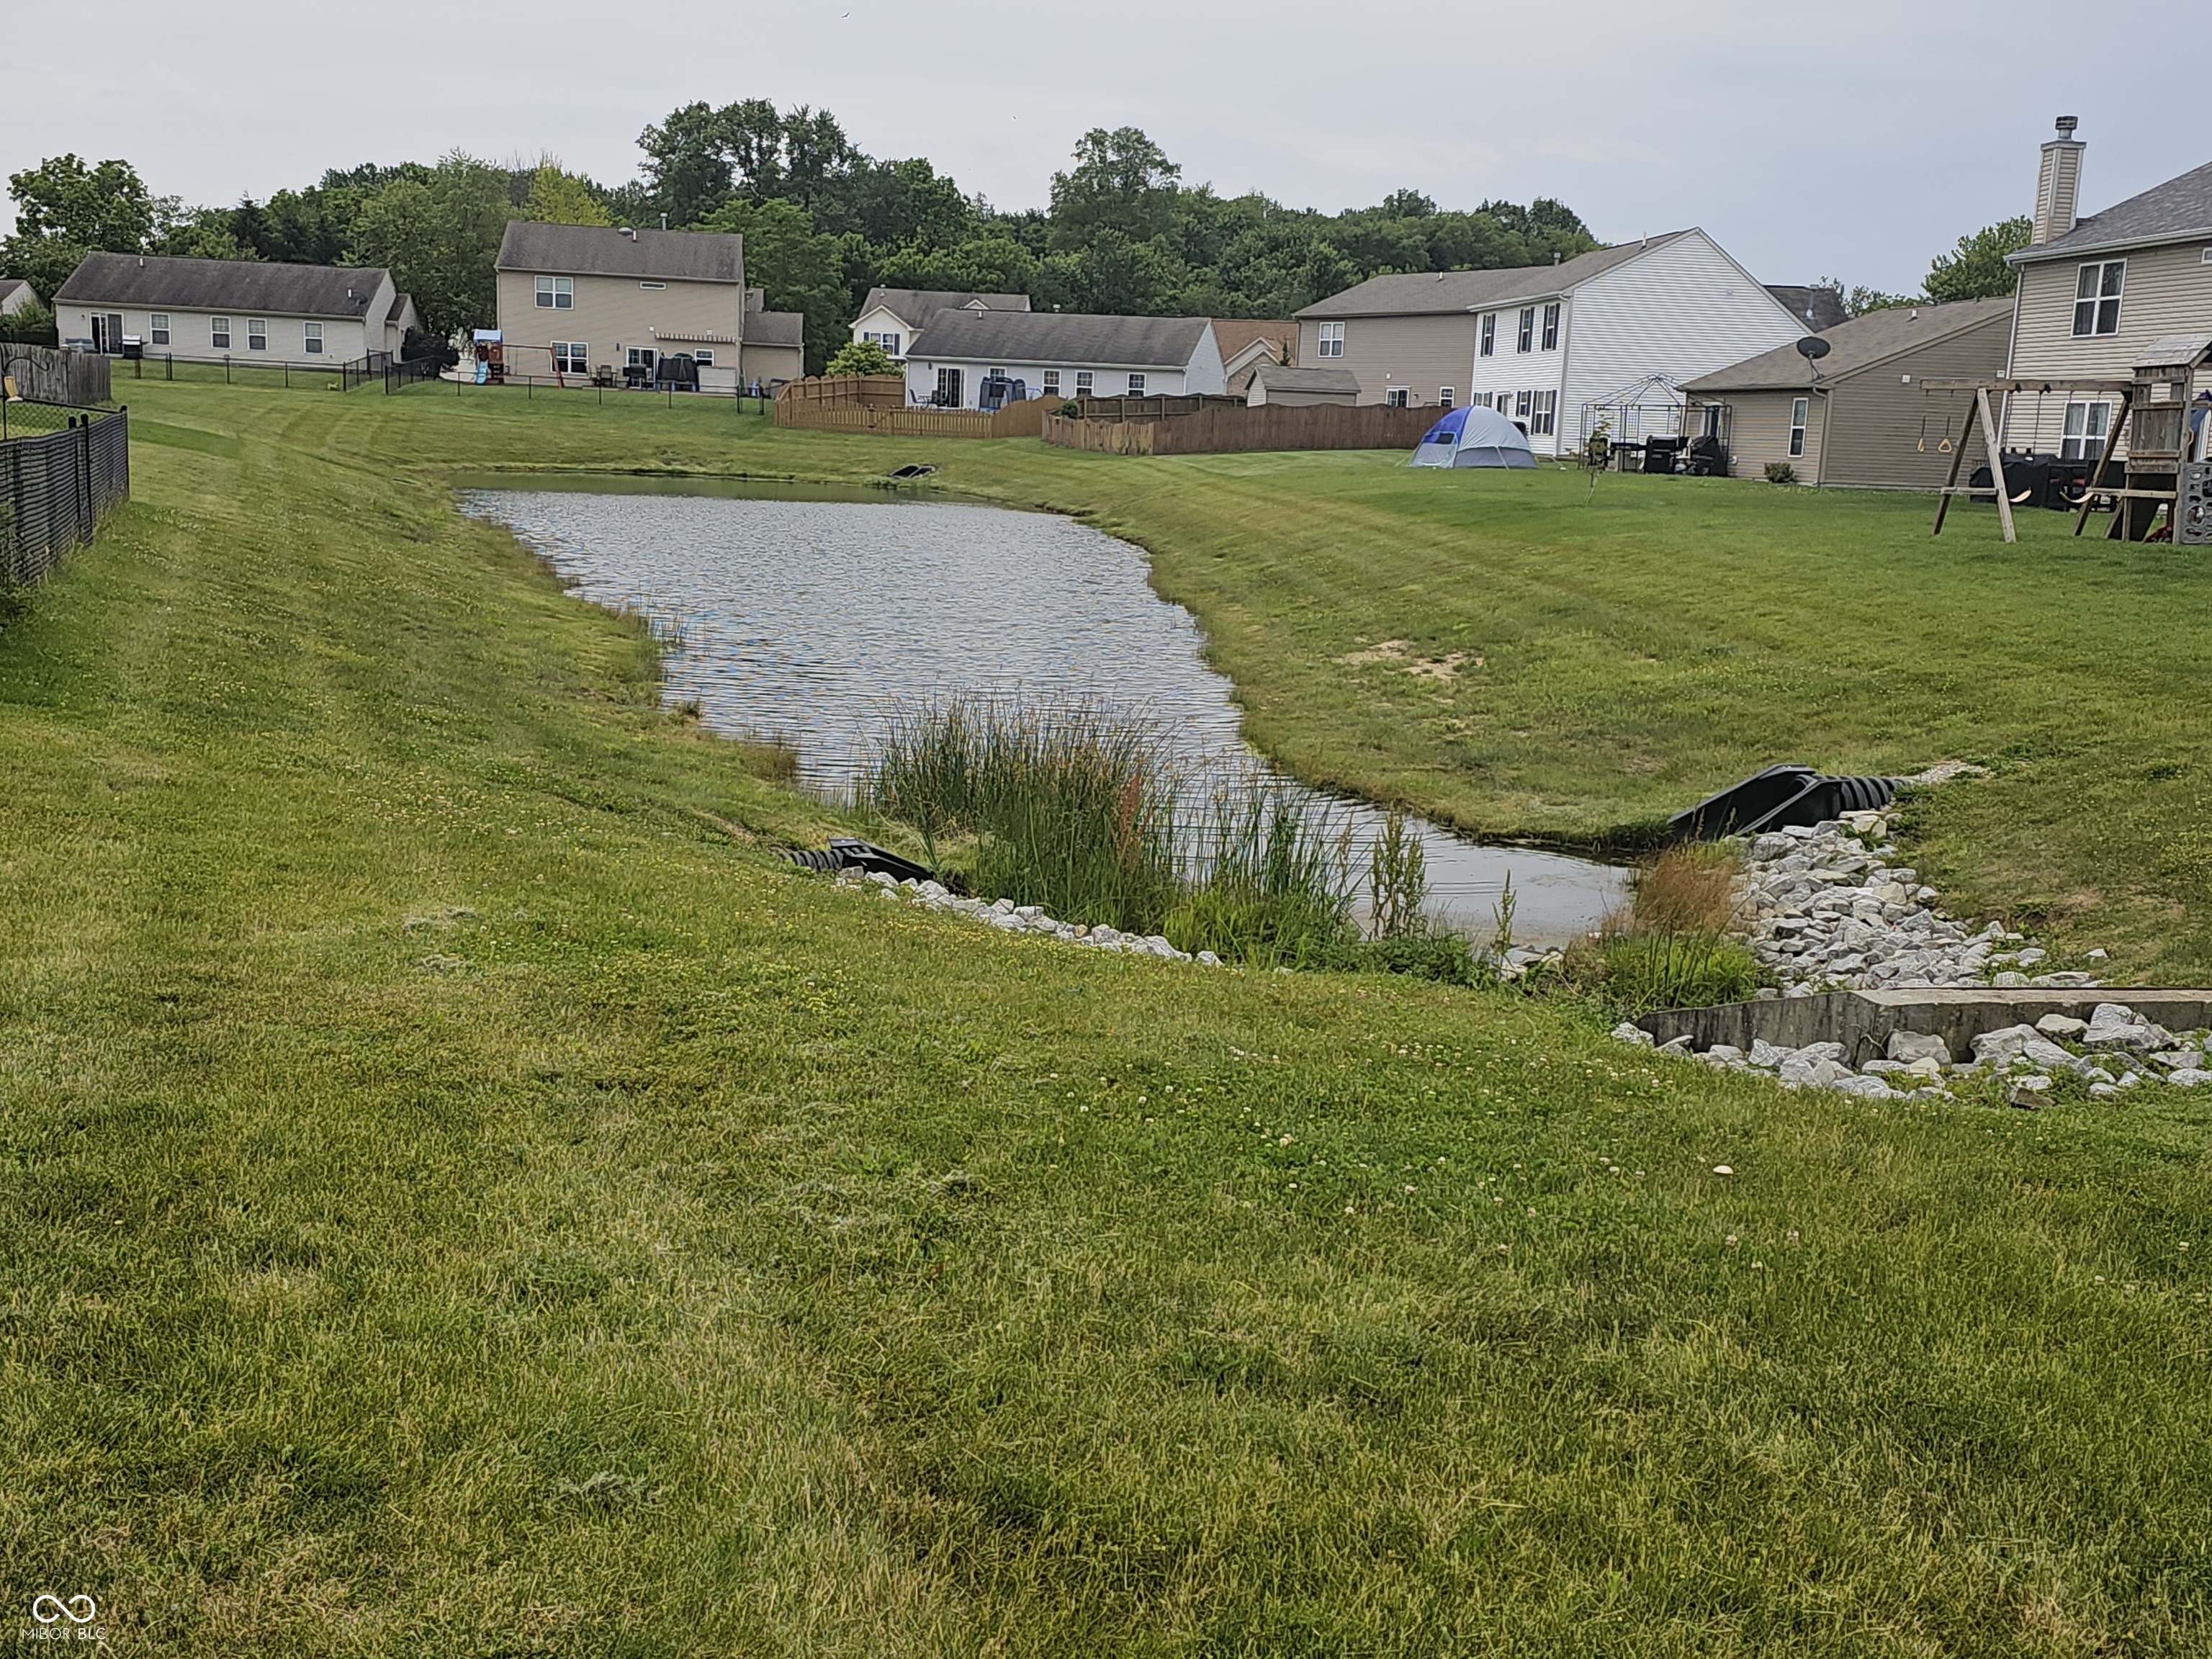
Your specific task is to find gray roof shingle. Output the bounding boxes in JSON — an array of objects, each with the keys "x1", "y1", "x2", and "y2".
[
  {"x1": 1295, "y1": 233, "x2": 1694, "y2": 318},
  {"x1": 2015, "y1": 158, "x2": 2212, "y2": 263},
  {"x1": 1682, "y1": 295, "x2": 2015, "y2": 392},
  {"x1": 495, "y1": 222, "x2": 744, "y2": 283},
  {"x1": 745, "y1": 310, "x2": 805, "y2": 349},
  {"x1": 907, "y1": 309, "x2": 1214, "y2": 369},
  {"x1": 1765, "y1": 284, "x2": 1851, "y2": 331},
  {"x1": 55, "y1": 252, "x2": 390, "y2": 317},
  {"x1": 860, "y1": 288, "x2": 1030, "y2": 326},
  {"x1": 1252, "y1": 364, "x2": 1359, "y2": 393}
]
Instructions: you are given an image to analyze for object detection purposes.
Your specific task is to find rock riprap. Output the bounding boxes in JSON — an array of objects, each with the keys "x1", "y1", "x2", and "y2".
[
  {"x1": 1737, "y1": 815, "x2": 2098, "y2": 997},
  {"x1": 1611, "y1": 1001, "x2": 2206, "y2": 1102},
  {"x1": 837, "y1": 870, "x2": 1222, "y2": 965}
]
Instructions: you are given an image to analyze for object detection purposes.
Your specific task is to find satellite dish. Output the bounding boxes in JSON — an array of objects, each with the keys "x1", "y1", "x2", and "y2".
[{"x1": 1795, "y1": 336, "x2": 1831, "y2": 360}]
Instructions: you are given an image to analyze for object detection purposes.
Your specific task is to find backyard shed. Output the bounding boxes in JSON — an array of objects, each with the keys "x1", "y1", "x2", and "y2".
[
  {"x1": 1245, "y1": 364, "x2": 1359, "y2": 406},
  {"x1": 1683, "y1": 296, "x2": 2015, "y2": 486}
]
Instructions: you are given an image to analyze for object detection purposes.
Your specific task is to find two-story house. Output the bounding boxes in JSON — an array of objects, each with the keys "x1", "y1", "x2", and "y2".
[
  {"x1": 847, "y1": 288, "x2": 1030, "y2": 361},
  {"x1": 493, "y1": 222, "x2": 804, "y2": 392},
  {"x1": 1294, "y1": 230, "x2": 1806, "y2": 457},
  {"x1": 2001, "y1": 118, "x2": 2212, "y2": 461},
  {"x1": 53, "y1": 253, "x2": 418, "y2": 364}
]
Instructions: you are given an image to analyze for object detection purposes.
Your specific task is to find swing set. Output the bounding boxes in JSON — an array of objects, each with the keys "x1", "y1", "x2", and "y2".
[{"x1": 1925, "y1": 376, "x2": 2132, "y2": 542}]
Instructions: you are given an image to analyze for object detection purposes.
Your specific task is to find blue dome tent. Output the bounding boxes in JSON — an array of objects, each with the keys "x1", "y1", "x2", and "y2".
[{"x1": 1408, "y1": 405, "x2": 1537, "y2": 469}]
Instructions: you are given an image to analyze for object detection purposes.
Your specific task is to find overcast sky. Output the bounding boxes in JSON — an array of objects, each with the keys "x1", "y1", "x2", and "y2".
[{"x1": 6, "y1": 0, "x2": 2206, "y2": 292}]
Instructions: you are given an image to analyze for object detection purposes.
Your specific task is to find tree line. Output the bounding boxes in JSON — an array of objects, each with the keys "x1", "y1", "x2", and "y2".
[{"x1": 2, "y1": 104, "x2": 2029, "y2": 369}]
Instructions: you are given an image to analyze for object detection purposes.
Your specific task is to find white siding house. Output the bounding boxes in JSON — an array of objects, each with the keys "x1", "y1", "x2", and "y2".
[
  {"x1": 848, "y1": 288, "x2": 1030, "y2": 361},
  {"x1": 1296, "y1": 230, "x2": 1806, "y2": 457},
  {"x1": 53, "y1": 253, "x2": 417, "y2": 364},
  {"x1": 903, "y1": 310, "x2": 1225, "y2": 407}
]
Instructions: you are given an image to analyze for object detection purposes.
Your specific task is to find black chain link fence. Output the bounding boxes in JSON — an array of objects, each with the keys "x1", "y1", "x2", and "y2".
[{"x1": 0, "y1": 405, "x2": 130, "y2": 585}]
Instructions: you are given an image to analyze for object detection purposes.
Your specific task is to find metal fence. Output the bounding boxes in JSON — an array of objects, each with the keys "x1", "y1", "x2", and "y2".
[
  {"x1": 0, "y1": 405, "x2": 130, "y2": 585},
  {"x1": 386, "y1": 367, "x2": 779, "y2": 413},
  {"x1": 112, "y1": 351, "x2": 391, "y2": 390}
]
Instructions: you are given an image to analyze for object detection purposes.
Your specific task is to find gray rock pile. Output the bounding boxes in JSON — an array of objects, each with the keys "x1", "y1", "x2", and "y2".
[
  {"x1": 837, "y1": 869, "x2": 1222, "y2": 965},
  {"x1": 1613, "y1": 1002, "x2": 2210, "y2": 1103},
  {"x1": 1738, "y1": 814, "x2": 2097, "y2": 997}
]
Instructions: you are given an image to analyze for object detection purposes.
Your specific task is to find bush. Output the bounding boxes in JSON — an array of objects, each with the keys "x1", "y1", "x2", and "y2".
[
  {"x1": 1058, "y1": 400, "x2": 1082, "y2": 419},
  {"x1": 1763, "y1": 461, "x2": 1798, "y2": 485},
  {"x1": 0, "y1": 299, "x2": 58, "y2": 349},
  {"x1": 825, "y1": 338, "x2": 897, "y2": 377}
]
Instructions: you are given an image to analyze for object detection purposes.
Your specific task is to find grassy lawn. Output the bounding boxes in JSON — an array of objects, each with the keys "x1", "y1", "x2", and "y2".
[{"x1": 5, "y1": 377, "x2": 2210, "y2": 1653}]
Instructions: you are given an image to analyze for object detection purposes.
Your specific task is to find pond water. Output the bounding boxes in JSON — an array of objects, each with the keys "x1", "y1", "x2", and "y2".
[{"x1": 461, "y1": 485, "x2": 1628, "y2": 942}]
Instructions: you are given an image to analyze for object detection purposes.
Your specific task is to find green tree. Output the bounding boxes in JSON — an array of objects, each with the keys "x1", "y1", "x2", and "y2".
[
  {"x1": 522, "y1": 161, "x2": 610, "y2": 226},
  {"x1": 825, "y1": 338, "x2": 896, "y2": 377},
  {"x1": 1, "y1": 154, "x2": 156, "y2": 295},
  {"x1": 349, "y1": 153, "x2": 513, "y2": 337},
  {"x1": 1924, "y1": 216, "x2": 2031, "y2": 303},
  {"x1": 696, "y1": 197, "x2": 853, "y2": 374},
  {"x1": 1049, "y1": 128, "x2": 1182, "y2": 251},
  {"x1": 638, "y1": 102, "x2": 737, "y2": 227}
]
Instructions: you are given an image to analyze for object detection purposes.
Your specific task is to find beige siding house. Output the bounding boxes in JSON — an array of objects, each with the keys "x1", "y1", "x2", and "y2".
[
  {"x1": 2001, "y1": 119, "x2": 2212, "y2": 459},
  {"x1": 1244, "y1": 364, "x2": 1358, "y2": 406},
  {"x1": 1683, "y1": 297, "x2": 2015, "y2": 486},
  {"x1": 494, "y1": 222, "x2": 804, "y2": 391},
  {"x1": 53, "y1": 253, "x2": 417, "y2": 363}
]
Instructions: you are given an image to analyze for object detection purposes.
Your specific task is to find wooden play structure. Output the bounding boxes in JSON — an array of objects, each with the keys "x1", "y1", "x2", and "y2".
[{"x1": 1930, "y1": 334, "x2": 2212, "y2": 544}]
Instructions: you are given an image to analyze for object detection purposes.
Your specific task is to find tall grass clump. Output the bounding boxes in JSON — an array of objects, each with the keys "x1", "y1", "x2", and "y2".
[
  {"x1": 1565, "y1": 842, "x2": 1760, "y2": 1012},
  {"x1": 863, "y1": 696, "x2": 1357, "y2": 960}
]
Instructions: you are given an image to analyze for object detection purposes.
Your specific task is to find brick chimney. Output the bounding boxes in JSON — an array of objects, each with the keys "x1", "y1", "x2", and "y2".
[{"x1": 2031, "y1": 116, "x2": 2085, "y2": 246}]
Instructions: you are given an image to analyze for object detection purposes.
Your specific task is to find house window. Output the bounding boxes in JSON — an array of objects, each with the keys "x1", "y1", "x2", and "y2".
[
  {"x1": 1530, "y1": 390, "x2": 1557, "y2": 436},
  {"x1": 1043, "y1": 369, "x2": 1061, "y2": 393},
  {"x1": 1385, "y1": 386, "x2": 1409, "y2": 408},
  {"x1": 691, "y1": 349, "x2": 713, "y2": 367},
  {"x1": 1075, "y1": 370, "x2": 1094, "y2": 393},
  {"x1": 627, "y1": 347, "x2": 655, "y2": 369},
  {"x1": 247, "y1": 319, "x2": 267, "y2": 351},
  {"x1": 1317, "y1": 321, "x2": 1345, "y2": 358},
  {"x1": 552, "y1": 342, "x2": 588, "y2": 374},
  {"x1": 150, "y1": 313, "x2": 170, "y2": 346},
  {"x1": 863, "y1": 329, "x2": 904, "y2": 356},
  {"x1": 1438, "y1": 387, "x2": 1455, "y2": 409},
  {"x1": 935, "y1": 366, "x2": 964, "y2": 405},
  {"x1": 1542, "y1": 302, "x2": 1560, "y2": 351},
  {"x1": 1514, "y1": 390, "x2": 1532, "y2": 421},
  {"x1": 639, "y1": 281, "x2": 665, "y2": 290},
  {"x1": 1789, "y1": 396, "x2": 1809, "y2": 457},
  {"x1": 1128, "y1": 373, "x2": 1146, "y2": 395},
  {"x1": 303, "y1": 322, "x2": 323, "y2": 354},
  {"x1": 210, "y1": 316, "x2": 230, "y2": 349},
  {"x1": 1479, "y1": 313, "x2": 1496, "y2": 356},
  {"x1": 1516, "y1": 307, "x2": 1535, "y2": 352},
  {"x1": 2072, "y1": 260, "x2": 2123, "y2": 336},
  {"x1": 536, "y1": 275, "x2": 573, "y2": 310},
  {"x1": 2060, "y1": 397, "x2": 2113, "y2": 461}
]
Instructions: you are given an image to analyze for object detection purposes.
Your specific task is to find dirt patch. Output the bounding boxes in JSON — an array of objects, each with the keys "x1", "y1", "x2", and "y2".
[{"x1": 1337, "y1": 638, "x2": 1482, "y2": 680}]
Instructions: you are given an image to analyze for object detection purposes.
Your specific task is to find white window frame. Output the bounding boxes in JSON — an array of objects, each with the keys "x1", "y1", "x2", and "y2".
[
  {"x1": 1438, "y1": 387, "x2": 1455, "y2": 409},
  {"x1": 536, "y1": 275, "x2": 573, "y2": 310},
  {"x1": 2060, "y1": 397, "x2": 2113, "y2": 462},
  {"x1": 302, "y1": 321, "x2": 323, "y2": 354},
  {"x1": 935, "y1": 365, "x2": 963, "y2": 405},
  {"x1": 1479, "y1": 313, "x2": 1496, "y2": 357},
  {"x1": 639, "y1": 281, "x2": 666, "y2": 291},
  {"x1": 210, "y1": 316, "x2": 230, "y2": 349},
  {"x1": 150, "y1": 313, "x2": 170, "y2": 346},
  {"x1": 1127, "y1": 372, "x2": 1146, "y2": 395},
  {"x1": 2072, "y1": 260, "x2": 2123, "y2": 337},
  {"x1": 1541, "y1": 302, "x2": 1560, "y2": 351},
  {"x1": 1530, "y1": 390, "x2": 1557, "y2": 436},
  {"x1": 1514, "y1": 390, "x2": 1532, "y2": 423},
  {"x1": 691, "y1": 349, "x2": 713, "y2": 367},
  {"x1": 1516, "y1": 307, "x2": 1535, "y2": 352},
  {"x1": 1316, "y1": 321, "x2": 1345, "y2": 359},
  {"x1": 1075, "y1": 370, "x2": 1094, "y2": 393},
  {"x1": 1042, "y1": 369, "x2": 1061, "y2": 392},
  {"x1": 1789, "y1": 396, "x2": 1809, "y2": 457},
  {"x1": 552, "y1": 341, "x2": 589, "y2": 374},
  {"x1": 246, "y1": 319, "x2": 267, "y2": 352},
  {"x1": 1385, "y1": 386, "x2": 1410, "y2": 408}
]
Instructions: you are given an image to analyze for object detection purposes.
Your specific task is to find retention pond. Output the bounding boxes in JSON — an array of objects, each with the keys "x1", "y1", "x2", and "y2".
[{"x1": 461, "y1": 479, "x2": 1627, "y2": 941}]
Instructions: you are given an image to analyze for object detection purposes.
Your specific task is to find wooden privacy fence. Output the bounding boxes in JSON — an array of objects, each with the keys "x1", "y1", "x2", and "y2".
[
  {"x1": 2, "y1": 346, "x2": 111, "y2": 408},
  {"x1": 777, "y1": 373, "x2": 907, "y2": 414},
  {"x1": 1043, "y1": 401, "x2": 1439, "y2": 457},
  {"x1": 775, "y1": 379, "x2": 1052, "y2": 440}
]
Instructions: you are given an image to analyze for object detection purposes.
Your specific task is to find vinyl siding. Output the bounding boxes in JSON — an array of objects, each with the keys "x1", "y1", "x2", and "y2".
[
  {"x1": 1818, "y1": 314, "x2": 2013, "y2": 487},
  {"x1": 1561, "y1": 230, "x2": 1805, "y2": 458},
  {"x1": 1721, "y1": 390, "x2": 1825, "y2": 482},
  {"x1": 739, "y1": 341, "x2": 804, "y2": 384},
  {"x1": 2003, "y1": 240, "x2": 2212, "y2": 451},
  {"x1": 1296, "y1": 313, "x2": 1472, "y2": 406},
  {"x1": 1466, "y1": 303, "x2": 1564, "y2": 441},
  {"x1": 902, "y1": 346, "x2": 1212, "y2": 408},
  {"x1": 495, "y1": 270, "x2": 746, "y2": 385},
  {"x1": 55, "y1": 303, "x2": 372, "y2": 363}
]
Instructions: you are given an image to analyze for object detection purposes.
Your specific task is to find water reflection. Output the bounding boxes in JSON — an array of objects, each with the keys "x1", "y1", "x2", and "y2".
[{"x1": 462, "y1": 487, "x2": 1628, "y2": 942}]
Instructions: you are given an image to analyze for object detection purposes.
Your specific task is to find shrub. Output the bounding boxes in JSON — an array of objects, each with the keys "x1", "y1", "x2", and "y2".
[
  {"x1": 0, "y1": 299, "x2": 58, "y2": 349},
  {"x1": 1058, "y1": 400, "x2": 1082, "y2": 419},
  {"x1": 1763, "y1": 461, "x2": 1798, "y2": 485},
  {"x1": 825, "y1": 338, "x2": 897, "y2": 377}
]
